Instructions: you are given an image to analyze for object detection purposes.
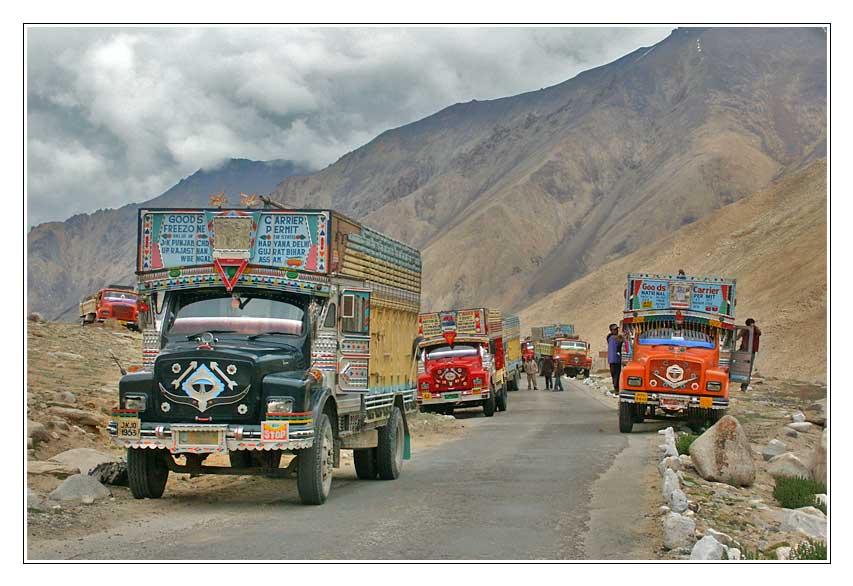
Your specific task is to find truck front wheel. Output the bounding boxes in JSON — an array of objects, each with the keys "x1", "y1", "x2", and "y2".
[
  {"x1": 127, "y1": 448, "x2": 169, "y2": 499},
  {"x1": 483, "y1": 390, "x2": 496, "y2": 417},
  {"x1": 496, "y1": 385, "x2": 508, "y2": 412},
  {"x1": 297, "y1": 412, "x2": 334, "y2": 505},
  {"x1": 618, "y1": 402, "x2": 634, "y2": 433},
  {"x1": 377, "y1": 407, "x2": 404, "y2": 480},
  {"x1": 353, "y1": 448, "x2": 378, "y2": 480}
]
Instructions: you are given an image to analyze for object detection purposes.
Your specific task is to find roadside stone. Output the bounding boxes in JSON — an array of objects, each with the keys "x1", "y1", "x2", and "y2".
[
  {"x1": 27, "y1": 312, "x2": 47, "y2": 323},
  {"x1": 663, "y1": 512, "x2": 696, "y2": 550},
  {"x1": 705, "y1": 528, "x2": 734, "y2": 546},
  {"x1": 785, "y1": 428, "x2": 799, "y2": 438},
  {"x1": 815, "y1": 494, "x2": 827, "y2": 508},
  {"x1": 679, "y1": 454, "x2": 692, "y2": 468},
  {"x1": 27, "y1": 488, "x2": 48, "y2": 511},
  {"x1": 27, "y1": 437, "x2": 33, "y2": 450},
  {"x1": 659, "y1": 505, "x2": 671, "y2": 514},
  {"x1": 49, "y1": 448, "x2": 121, "y2": 475},
  {"x1": 28, "y1": 420, "x2": 51, "y2": 443},
  {"x1": 689, "y1": 415, "x2": 755, "y2": 486},
  {"x1": 57, "y1": 391, "x2": 77, "y2": 404},
  {"x1": 804, "y1": 399, "x2": 827, "y2": 426},
  {"x1": 52, "y1": 419, "x2": 69, "y2": 431},
  {"x1": 669, "y1": 488, "x2": 689, "y2": 513},
  {"x1": 791, "y1": 411, "x2": 806, "y2": 423},
  {"x1": 726, "y1": 547, "x2": 742, "y2": 560},
  {"x1": 776, "y1": 546, "x2": 792, "y2": 560},
  {"x1": 662, "y1": 468, "x2": 680, "y2": 501},
  {"x1": 658, "y1": 455, "x2": 681, "y2": 476},
  {"x1": 767, "y1": 452, "x2": 812, "y2": 480},
  {"x1": 779, "y1": 507, "x2": 826, "y2": 540},
  {"x1": 27, "y1": 461, "x2": 79, "y2": 477},
  {"x1": 811, "y1": 428, "x2": 826, "y2": 484},
  {"x1": 786, "y1": 422, "x2": 813, "y2": 433},
  {"x1": 691, "y1": 535, "x2": 725, "y2": 560},
  {"x1": 48, "y1": 474, "x2": 110, "y2": 502},
  {"x1": 46, "y1": 407, "x2": 104, "y2": 428},
  {"x1": 762, "y1": 439, "x2": 787, "y2": 461}
]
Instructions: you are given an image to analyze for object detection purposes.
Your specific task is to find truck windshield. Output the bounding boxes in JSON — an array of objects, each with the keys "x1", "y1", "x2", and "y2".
[
  {"x1": 638, "y1": 327, "x2": 714, "y2": 349},
  {"x1": 104, "y1": 291, "x2": 137, "y2": 302},
  {"x1": 424, "y1": 343, "x2": 479, "y2": 361},
  {"x1": 165, "y1": 290, "x2": 305, "y2": 339},
  {"x1": 559, "y1": 341, "x2": 587, "y2": 351}
]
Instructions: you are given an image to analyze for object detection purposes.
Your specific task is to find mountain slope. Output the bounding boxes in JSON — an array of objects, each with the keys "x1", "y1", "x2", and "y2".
[
  {"x1": 270, "y1": 27, "x2": 826, "y2": 312},
  {"x1": 519, "y1": 158, "x2": 827, "y2": 383},
  {"x1": 27, "y1": 159, "x2": 312, "y2": 320}
]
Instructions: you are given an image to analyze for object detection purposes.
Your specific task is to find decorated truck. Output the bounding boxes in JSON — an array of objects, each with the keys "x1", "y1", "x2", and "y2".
[
  {"x1": 109, "y1": 205, "x2": 422, "y2": 505},
  {"x1": 502, "y1": 314, "x2": 522, "y2": 391},
  {"x1": 552, "y1": 335, "x2": 592, "y2": 378},
  {"x1": 521, "y1": 338, "x2": 536, "y2": 362},
  {"x1": 529, "y1": 323, "x2": 574, "y2": 367},
  {"x1": 416, "y1": 308, "x2": 508, "y2": 416},
  {"x1": 618, "y1": 272, "x2": 741, "y2": 433},
  {"x1": 79, "y1": 285, "x2": 140, "y2": 330}
]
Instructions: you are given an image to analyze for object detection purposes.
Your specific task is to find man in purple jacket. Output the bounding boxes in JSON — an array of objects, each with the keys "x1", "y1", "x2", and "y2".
[{"x1": 607, "y1": 324, "x2": 624, "y2": 395}]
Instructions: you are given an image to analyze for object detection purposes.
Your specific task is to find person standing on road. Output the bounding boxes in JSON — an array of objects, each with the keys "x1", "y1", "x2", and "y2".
[
  {"x1": 553, "y1": 356, "x2": 564, "y2": 392},
  {"x1": 541, "y1": 354, "x2": 554, "y2": 390},
  {"x1": 607, "y1": 324, "x2": 624, "y2": 396},
  {"x1": 524, "y1": 357, "x2": 539, "y2": 390},
  {"x1": 739, "y1": 318, "x2": 762, "y2": 391}
]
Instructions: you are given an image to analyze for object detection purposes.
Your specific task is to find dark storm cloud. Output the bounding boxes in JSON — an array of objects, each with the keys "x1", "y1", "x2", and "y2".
[{"x1": 26, "y1": 27, "x2": 670, "y2": 226}]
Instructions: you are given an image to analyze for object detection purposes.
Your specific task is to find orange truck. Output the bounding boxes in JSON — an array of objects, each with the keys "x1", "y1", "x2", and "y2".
[
  {"x1": 416, "y1": 308, "x2": 508, "y2": 417},
  {"x1": 79, "y1": 285, "x2": 140, "y2": 330},
  {"x1": 618, "y1": 273, "x2": 740, "y2": 433},
  {"x1": 552, "y1": 335, "x2": 592, "y2": 378}
]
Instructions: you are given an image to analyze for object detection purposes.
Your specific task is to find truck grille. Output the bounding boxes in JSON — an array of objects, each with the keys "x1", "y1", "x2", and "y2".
[
  {"x1": 111, "y1": 305, "x2": 135, "y2": 320},
  {"x1": 648, "y1": 359, "x2": 702, "y2": 390},
  {"x1": 433, "y1": 366, "x2": 469, "y2": 390}
]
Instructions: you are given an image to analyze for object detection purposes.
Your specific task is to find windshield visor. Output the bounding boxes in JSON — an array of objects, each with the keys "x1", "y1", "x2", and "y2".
[
  {"x1": 425, "y1": 343, "x2": 479, "y2": 361},
  {"x1": 166, "y1": 291, "x2": 305, "y2": 338},
  {"x1": 104, "y1": 291, "x2": 137, "y2": 302},
  {"x1": 638, "y1": 327, "x2": 714, "y2": 349}
]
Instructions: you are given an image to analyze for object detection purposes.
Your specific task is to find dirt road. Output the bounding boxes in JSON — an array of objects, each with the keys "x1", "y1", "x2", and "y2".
[{"x1": 29, "y1": 376, "x2": 660, "y2": 560}]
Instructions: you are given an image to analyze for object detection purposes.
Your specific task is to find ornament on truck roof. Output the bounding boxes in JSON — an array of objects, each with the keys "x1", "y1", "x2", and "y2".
[
  {"x1": 209, "y1": 191, "x2": 228, "y2": 208},
  {"x1": 239, "y1": 192, "x2": 261, "y2": 208}
]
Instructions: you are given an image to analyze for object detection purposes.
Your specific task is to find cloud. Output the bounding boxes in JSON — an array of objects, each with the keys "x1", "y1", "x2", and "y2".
[{"x1": 26, "y1": 26, "x2": 671, "y2": 226}]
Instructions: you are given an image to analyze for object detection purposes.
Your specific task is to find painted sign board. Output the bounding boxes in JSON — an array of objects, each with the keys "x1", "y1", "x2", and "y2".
[
  {"x1": 625, "y1": 274, "x2": 736, "y2": 317},
  {"x1": 419, "y1": 309, "x2": 488, "y2": 339}
]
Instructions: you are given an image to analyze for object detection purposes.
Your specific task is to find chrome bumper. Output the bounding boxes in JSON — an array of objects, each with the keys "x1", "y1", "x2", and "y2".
[
  {"x1": 619, "y1": 390, "x2": 729, "y2": 409},
  {"x1": 107, "y1": 421, "x2": 314, "y2": 453}
]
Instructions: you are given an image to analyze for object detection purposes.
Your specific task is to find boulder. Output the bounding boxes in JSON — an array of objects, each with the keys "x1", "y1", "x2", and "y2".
[
  {"x1": 27, "y1": 488, "x2": 48, "y2": 511},
  {"x1": 804, "y1": 399, "x2": 827, "y2": 426},
  {"x1": 662, "y1": 468, "x2": 680, "y2": 501},
  {"x1": 776, "y1": 546, "x2": 792, "y2": 560},
  {"x1": 89, "y1": 461, "x2": 128, "y2": 486},
  {"x1": 762, "y1": 439, "x2": 787, "y2": 462},
  {"x1": 27, "y1": 420, "x2": 51, "y2": 443},
  {"x1": 48, "y1": 474, "x2": 110, "y2": 502},
  {"x1": 45, "y1": 407, "x2": 104, "y2": 428},
  {"x1": 690, "y1": 535, "x2": 725, "y2": 560},
  {"x1": 28, "y1": 461, "x2": 79, "y2": 477},
  {"x1": 27, "y1": 312, "x2": 47, "y2": 323},
  {"x1": 811, "y1": 428, "x2": 826, "y2": 485},
  {"x1": 658, "y1": 455, "x2": 681, "y2": 476},
  {"x1": 785, "y1": 428, "x2": 799, "y2": 438},
  {"x1": 49, "y1": 448, "x2": 121, "y2": 475},
  {"x1": 57, "y1": 391, "x2": 77, "y2": 404},
  {"x1": 679, "y1": 454, "x2": 693, "y2": 469},
  {"x1": 688, "y1": 415, "x2": 755, "y2": 486},
  {"x1": 662, "y1": 512, "x2": 696, "y2": 550},
  {"x1": 767, "y1": 452, "x2": 812, "y2": 480},
  {"x1": 786, "y1": 422, "x2": 813, "y2": 433},
  {"x1": 779, "y1": 507, "x2": 827, "y2": 541},
  {"x1": 726, "y1": 547, "x2": 742, "y2": 560},
  {"x1": 704, "y1": 528, "x2": 734, "y2": 546},
  {"x1": 668, "y1": 488, "x2": 689, "y2": 513},
  {"x1": 791, "y1": 411, "x2": 806, "y2": 423}
]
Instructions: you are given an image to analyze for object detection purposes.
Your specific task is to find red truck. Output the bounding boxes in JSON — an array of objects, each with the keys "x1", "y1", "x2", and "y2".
[
  {"x1": 79, "y1": 285, "x2": 140, "y2": 330},
  {"x1": 521, "y1": 339, "x2": 536, "y2": 362},
  {"x1": 416, "y1": 308, "x2": 509, "y2": 417},
  {"x1": 553, "y1": 335, "x2": 593, "y2": 378}
]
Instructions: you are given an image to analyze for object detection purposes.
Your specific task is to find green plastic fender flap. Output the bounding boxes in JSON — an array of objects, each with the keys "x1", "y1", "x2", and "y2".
[{"x1": 404, "y1": 428, "x2": 411, "y2": 460}]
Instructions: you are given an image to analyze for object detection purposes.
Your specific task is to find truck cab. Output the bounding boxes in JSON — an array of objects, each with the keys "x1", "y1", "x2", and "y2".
[
  {"x1": 80, "y1": 287, "x2": 140, "y2": 330},
  {"x1": 521, "y1": 339, "x2": 535, "y2": 362},
  {"x1": 617, "y1": 273, "x2": 737, "y2": 433},
  {"x1": 554, "y1": 337, "x2": 592, "y2": 378}
]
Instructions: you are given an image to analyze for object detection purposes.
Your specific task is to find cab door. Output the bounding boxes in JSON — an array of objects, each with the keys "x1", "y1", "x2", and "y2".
[
  {"x1": 727, "y1": 325, "x2": 754, "y2": 384},
  {"x1": 338, "y1": 288, "x2": 371, "y2": 392}
]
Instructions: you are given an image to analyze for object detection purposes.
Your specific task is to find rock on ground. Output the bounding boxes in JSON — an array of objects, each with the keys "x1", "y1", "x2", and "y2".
[
  {"x1": 691, "y1": 535, "x2": 725, "y2": 560},
  {"x1": 663, "y1": 512, "x2": 696, "y2": 550},
  {"x1": 785, "y1": 428, "x2": 799, "y2": 438},
  {"x1": 791, "y1": 411, "x2": 806, "y2": 423},
  {"x1": 658, "y1": 455, "x2": 681, "y2": 476},
  {"x1": 89, "y1": 461, "x2": 128, "y2": 486},
  {"x1": 48, "y1": 474, "x2": 111, "y2": 502},
  {"x1": 705, "y1": 528, "x2": 734, "y2": 546},
  {"x1": 689, "y1": 415, "x2": 755, "y2": 486},
  {"x1": 46, "y1": 407, "x2": 104, "y2": 428},
  {"x1": 805, "y1": 399, "x2": 827, "y2": 426},
  {"x1": 812, "y1": 428, "x2": 826, "y2": 484},
  {"x1": 767, "y1": 452, "x2": 812, "y2": 480},
  {"x1": 779, "y1": 507, "x2": 827, "y2": 541},
  {"x1": 27, "y1": 488, "x2": 48, "y2": 511},
  {"x1": 662, "y1": 468, "x2": 680, "y2": 501},
  {"x1": 49, "y1": 448, "x2": 121, "y2": 475},
  {"x1": 762, "y1": 439, "x2": 787, "y2": 461},
  {"x1": 27, "y1": 312, "x2": 47, "y2": 323},
  {"x1": 786, "y1": 422, "x2": 813, "y2": 433},
  {"x1": 669, "y1": 488, "x2": 689, "y2": 513},
  {"x1": 777, "y1": 546, "x2": 792, "y2": 560},
  {"x1": 27, "y1": 460, "x2": 79, "y2": 477},
  {"x1": 28, "y1": 420, "x2": 51, "y2": 443}
]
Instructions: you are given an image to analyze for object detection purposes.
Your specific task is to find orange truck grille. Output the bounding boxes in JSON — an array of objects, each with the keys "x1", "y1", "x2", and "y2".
[
  {"x1": 648, "y1": 359, "x2": 702, "y2": 391},
  {"x1": 110, "y1": 305, "x2": 136, "y2": 320}
]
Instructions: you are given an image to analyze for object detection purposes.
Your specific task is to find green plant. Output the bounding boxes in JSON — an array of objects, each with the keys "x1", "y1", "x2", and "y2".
[
  {"x1": 676, "y1": 433, "x2": 698, "y2": 455},
  {"x1": 790, "y1": 539, "x2": 827, "y2": 560},
  {"x1": 773, "y1": 476, "x2": 827, "y2": 511}
]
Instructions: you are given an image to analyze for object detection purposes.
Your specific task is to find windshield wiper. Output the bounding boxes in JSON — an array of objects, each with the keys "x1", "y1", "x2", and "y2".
[
  {"x1": 184, "y1": 330, "x2": 236, "y2": 340},
  {"x1": 246, "y1": 332, "x2": 302, "y2": 348}
]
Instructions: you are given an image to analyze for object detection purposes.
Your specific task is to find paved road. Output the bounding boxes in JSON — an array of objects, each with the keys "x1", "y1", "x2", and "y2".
[{"x1": 30, "y1": 377, "x2": 659, "y2": 560}]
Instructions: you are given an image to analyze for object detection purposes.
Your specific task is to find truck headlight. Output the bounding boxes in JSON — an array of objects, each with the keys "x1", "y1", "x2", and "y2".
[
  {"x1": 267, "y1": 397, "x2": 294, "y2": 414},
  {"x1": 420, "y1": 381, "x2": 430, "y2": 390},
  {"x1": 123, "y1": 394, "x2": 147, "y2": 411},
  {"x1": 627, "y1": 376, "x2": 643, "y2": 386},
  {"x1": 706, "y1": 381, "x2": 722, "y2": 392}
]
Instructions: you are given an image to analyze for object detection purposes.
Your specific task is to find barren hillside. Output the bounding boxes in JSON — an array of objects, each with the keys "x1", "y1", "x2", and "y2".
[{"x1": 519, "y1": 159, "x2": 827, "y2": 382}]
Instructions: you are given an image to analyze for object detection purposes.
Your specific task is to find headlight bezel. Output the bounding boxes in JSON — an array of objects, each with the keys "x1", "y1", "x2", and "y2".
[
  {"x1": 705, "y1": 381, "x2": 723, "y2": 392},
  {"x1": 266, "y1": 396, "x2": 294, "y2": 414},
  {"x1": 627, "y1": 376, "x2": 643, "y2": 387},
  {"x1": 123, "y1": 394, "x2": 148, "y2": 412}
]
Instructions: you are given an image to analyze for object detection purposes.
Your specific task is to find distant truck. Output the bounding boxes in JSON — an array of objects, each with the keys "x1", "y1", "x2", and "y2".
[
  {"x1": 502, "y1": 314, "x2": 523, "y2": 391},
  {"x1": 552, "y1": 336, "x2": 592, "y2": 378},
  {"x1": 109, "y1": 207, "x2": 422, "y2": 505},
  {"x1": 416, "y1": 308, "x2": 509, "y2": 416},
  {"x1": 521, "y1": 339, "x2": 536, "y2": 362},
  {"x1": 618, "y1": 272, "x2": 743, "y2": 433},
  {"x1": 530, "y1": 323, "x2": 574, "y2": 341},
  {"x1": 79, "y1": 285, "x2": 139, "y2": 330}
]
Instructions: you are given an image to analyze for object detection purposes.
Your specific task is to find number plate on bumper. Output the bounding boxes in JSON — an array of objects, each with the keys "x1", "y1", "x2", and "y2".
[
  {"x1": 172, "y1": 425, "x2": 226, "y2": 451},
  {"x1": 116, "y1": 417, "x2": 140, "y2": 440}
]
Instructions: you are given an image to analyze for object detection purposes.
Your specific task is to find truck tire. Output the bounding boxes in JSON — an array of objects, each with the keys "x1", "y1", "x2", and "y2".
[
  {"x1": 508, "y1": 372, "x2": 519, "y2": 391},
  {"x1": 377, "y1": 407, "x2": 404, "y2": 480},
  {"x1": 583, "y1": 369, "x2": 590, "y2": 378},
  {"x1": 633, "y1": 404, "x2": 646, "y2": 423},
  {"x1": 618, "y1": 402, "x2": 634, "y2": 433},
  {"x1": 353, "y1": 448, "x2": 378, "y2": 480},
  {"x1": 483, "y1": 390, "x2": 496, "y2": 417},
  {"x1": 496, "y1": 385, "x2": 508, "y2": 412},
  {"x1": 297, "y1": 412, "x2": 334, "y2": 505},
  {"x1": 127, "y1": 448, "x2": 169, "y2": 499}
]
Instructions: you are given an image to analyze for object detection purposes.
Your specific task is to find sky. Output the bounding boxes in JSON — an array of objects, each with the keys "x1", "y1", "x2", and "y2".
[{"x1": 26, "y1": 27, "x2": 670, "y2": 226}]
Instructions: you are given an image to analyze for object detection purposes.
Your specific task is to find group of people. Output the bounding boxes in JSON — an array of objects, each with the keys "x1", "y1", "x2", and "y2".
[{"x1": 522, "y1": 355, "x2": 565, "y2": 391}]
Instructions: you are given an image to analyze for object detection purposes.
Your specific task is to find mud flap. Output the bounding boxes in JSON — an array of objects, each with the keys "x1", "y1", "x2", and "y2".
[{"x1": 397, "y1": 396, "x2": 412, "y2": 460}]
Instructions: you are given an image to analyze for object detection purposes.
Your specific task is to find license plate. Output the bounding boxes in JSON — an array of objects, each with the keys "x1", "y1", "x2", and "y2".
[
  {"x1": 116, "y1": 417, "x2": 140, "y2": 439},
  {"x1": 443, "y1": 393, "x2": 459, "y2": 400},
  {"x1": 261, "y1": 421, "x2": 290, "y2": 441},
  {"x1": 422, "y1": 392, "x2": 432, "y2": 400},
  {"x1": 119, "y1": 320, "x2": 127, "y2": 325},
  {"x1": 660, "y1": 398, "x2": 687, "y2": 409},
  {"x1": 472, "y1": 388, "x2": 482, "y2": 394},
  {"x1": 699, "y1": 396, "x2": 713, "y2": 408},
  {"x1": 635, "y1": 392, "x2": 648, "y2": 403},
  {"x1": 177, "y1": 430, "x2": 220, "y2": 445}
]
